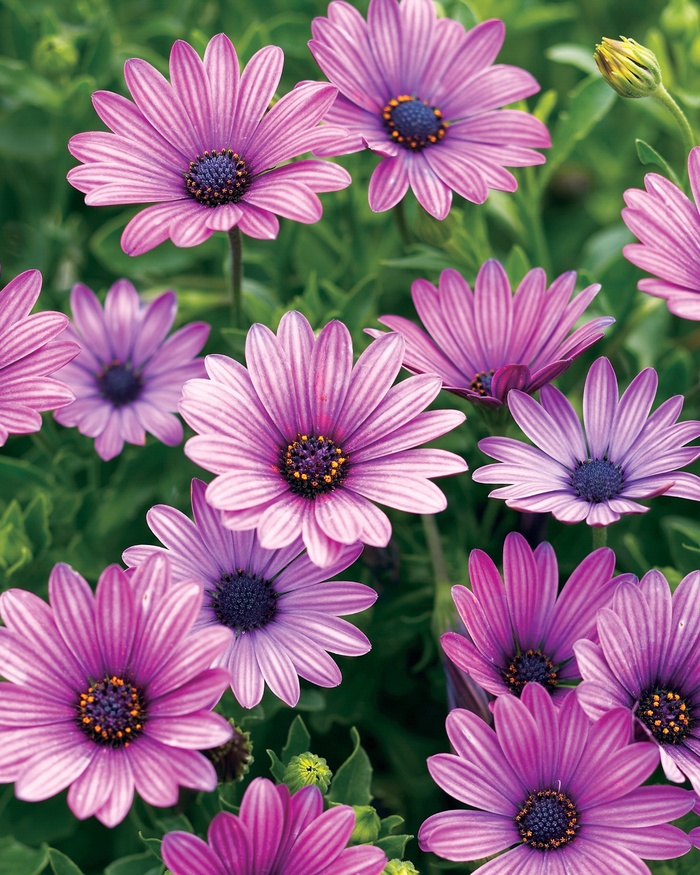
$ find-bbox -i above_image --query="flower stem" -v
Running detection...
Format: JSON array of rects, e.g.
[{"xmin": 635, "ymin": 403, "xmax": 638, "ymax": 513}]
[
  {"xmin": 652, "ymin": 84, "xmax": 696, "ymax": 160},
  {"xmin": 394, "ymin": 199, "xmax": 414, "ymax": 248},
  {"xmin": 591, "ymin": 526, "xmax": 608, "ymax": 550},
  {"xmin": 521, "ymin": 166, "xmax": 551, "ymax": 275},
  {"xmin": 227, "ymin": 226, "xmax": 243, "ymax": 328}
]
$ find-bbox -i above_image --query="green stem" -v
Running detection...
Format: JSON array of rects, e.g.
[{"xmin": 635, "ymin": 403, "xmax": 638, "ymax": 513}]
[
  {"xmin": 522, "ymin": 166, "xmax": 551, "ymax": 274},
  {"xmin": 652, "ymin": 84, "xmax": 696, "ymax": 159},
  {"xmin": 227, "ymin": 226, "xmax": 243, "ymax": 328},
  {"xmin": 591, "ymin": 526, "xmax": 608, "ymax": 550},
  {"xmin": 393, "ymin": 198, "xmax": 413, "ymax": 248},
  {"xmin": 422, "ymin": 514, "xmax": 449, "ymax": 585}
]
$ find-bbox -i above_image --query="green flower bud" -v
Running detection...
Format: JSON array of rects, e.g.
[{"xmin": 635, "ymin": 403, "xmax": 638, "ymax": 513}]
[
  {"xmin": 383, "ymin": 860, "xmax": 419, "ymax": 875},
  {"xmin": 661, "ymin": 0, "xmax": 700, "ymax": 40},
  {"xmin": 349, "ymin": 805, "xmax": 381, "ymax": 844},
  {"xmin": 32, "ymin": 34, "xmax": 79, "ymax": 79},
  {"xmin": 283, "ymin": 752, "xmax": 332, "ymax": 794},
  {"xmin": 203, "ymin": 720, "xmax": 253, "ymax": 783},
  {"xmin": 594, "ymin": 36, "xmax": 662, "ymax": 99}
]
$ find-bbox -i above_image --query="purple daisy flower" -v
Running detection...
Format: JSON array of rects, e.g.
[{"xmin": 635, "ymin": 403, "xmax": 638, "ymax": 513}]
[
  {"xmin": 419, "ymin": 683, "xmax": 693, "ymax": 872},
  {"xmin": 161, "ymin": 776, "xmax": 387, "ymax": 875},
  {"xmin": 0, "ymin": 269, "xmax": 79, "ymax": 444},
  {"xmin": 53, "ymin": 279, "xmax": 209, "ymax": 461},
  {"xmin": 441, "ymin": 532, "xmax": 633, "ymax": 702},
  {"xmin": 179, "ymin": 311, "xmax": 467, "ymax": 568},
  {"xmin": 308, "ymin": 0, "xmax": 550, "ymax": 219},
  {"xmin": 123, "ymin": 478, "xmax": 376, "ymax": 709},
  {"xmin": 576, "ymin": 569, "xmax": 700, "ymax": 796},
  {"xmin": 67, "ymin": 34, "xmax": 350, "ymax": 255},
  {"xmin": 367, "ymin": 260, "xmax": 613, "ymax": 408},
  {"xmin": 473, "ymin": 356, "xmax": 700, "ymax": 526},
  {"xmin": 0, "ymin": 555, "xmax": 233, "ymax": 827},
  {"xmin": 622, "ymin": 147, "xmax": 700, "ymax": 320}
]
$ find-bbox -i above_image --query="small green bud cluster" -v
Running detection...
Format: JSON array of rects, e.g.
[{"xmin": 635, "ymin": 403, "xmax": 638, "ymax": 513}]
[{"xmin": 283, "ymin": 752, "xmax": 333, "ymax": 794}]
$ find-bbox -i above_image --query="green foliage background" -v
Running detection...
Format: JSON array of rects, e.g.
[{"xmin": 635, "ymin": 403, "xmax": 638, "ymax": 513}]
[{"xmin": 1, "ymin": 0, "xmax": 700, "ymax": 871}]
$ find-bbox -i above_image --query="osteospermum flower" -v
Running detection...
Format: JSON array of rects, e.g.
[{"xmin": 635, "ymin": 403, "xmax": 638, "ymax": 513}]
[
  {"xmin": 67, "ymin": 34, "xmax": 350, "ymax": 254},
  {"xmin": 0, "ymin": 555, "xmax": 232, "ymax": 827},
  {"xmin": 419, "ymin": 683, "xmax": 693, "ymax": 872},
  {"xmin": 622, "ymin": 147, "xmax": 700, "ymax": 320},
  {"xmin": 179, "ymin": 311, "xmax": 467, "ymax": 567},
  {"xmin": 123, "ymin": 478, "xmax": 376, "ymax": 708},
  {"xmin": 53, "ymin": 279, "xmax": 209, "ymax": 460},
  {"xmin": 441, "ymin": 532, "xmax": 633, "ymax": 701},
  {"xmin": 576, "ymin": 569, "xmax": 700, "ymax": 795},
  {"xmin": 368, "ymin": 261, "xmax": 613, "ymax": 407},
  {"xmin": 308, "ymin": 0, "xmax": 550, "ymax": 219},
  {"xmin": 0, "ymin": 269, "xmax": 79, "ymax": 444},
  {"xmin": 473, "ymin": 356, "xmax": 700, "ymax": 525},
  {"xmin": 161, "ymin": 777, "xmax": 387, "ymax": 874}
]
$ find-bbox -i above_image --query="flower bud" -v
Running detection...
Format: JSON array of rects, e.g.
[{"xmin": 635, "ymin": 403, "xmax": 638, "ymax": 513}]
[
  {"xmin": 283, "ymin": 752, "xmax": 332, "ymax": 794},
  {"xmin": 383, "ymin": 860, "xmax": 419, "ymax": 875},
  {"xmin": 32, "ymin": 34, "xmax": 79, "ymax": 79},
  {"xmin": 594, "ymin": 36, "xmax": 662, "ymax": 98},
  {"xmin": 202, "ymin": 720, "xmax": 253, "ymax": 783},
  {"xmin": 661, "ymin": 0, "xmax": 700, "ymax": 40},
  {"xmin": 349, "ymin": 805, "xmax": 381, "ymax": 844}
]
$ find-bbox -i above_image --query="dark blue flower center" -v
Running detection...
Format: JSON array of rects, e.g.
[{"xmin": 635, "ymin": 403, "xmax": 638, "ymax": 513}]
[
  {"xmin": 211, "ymin": 571, "xmax": 277, "ymax": 633},
  {"xmin": 636, "ymin": 687, "xmax": 693, "ymax": 744},
  {"xmin": 77, "ymin": 676, "xmax": 146, "ymax": 748},
  {"xmin": 281, "ymin": 434, "xmax": 348, "ymax": 499},
  {"xmin": 503, "ymin": 649, "xmax": 557, "ymax": 697},
  {"xmin": 96, "ymin": 363, "xmax": 143, "ymax": 407},
  {"xmin": 571, "ymin": 458, "xmax": 624, "ymax": 502},
  {"xmin": 516, "ymin": 789, "xmax": 579, "ymax": 850},
  {"xmin": 470, "ymin": 370, "xmax": 494, "ymax": 396},
  {"xmin": 185, "ymin": 149, "xmax": 250, "ymax": 207},
  {"xmin": 382, "ymin": 95, "xmax": 446, "ymax": 150}
]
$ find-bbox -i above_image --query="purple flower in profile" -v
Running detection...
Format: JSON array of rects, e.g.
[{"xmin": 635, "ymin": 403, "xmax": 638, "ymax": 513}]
[
  {"xmin": 419, "ymin": 683, "xmax": 693, "ymax": 872},
  {"xmin": 161, "ymin": 777, "xmax": 387, "ymax": 875},
  {"xmin": 622, "ymin": 147, "xmax": 700, "ymax": 320},
  {"xmin": 367, "ymin": 261, "xmax": 613, "ymax": 408},
  {"xmin": 0, "ymin": 269, "xmax": 79, "ymax": 444},
  {"xmin": 0, "ymin": 555, "xmax": 232, "ymax": 827},
  {"xmin": 67, "ymin": 34, "xmax": 350, "ymax": 255},
  {"xmin": 473, "ymin": 356, "xmax": 700, "ymax": 526},
  {"xmin": 442, "ymin": 532, "xmax": 632, "ymax": 702},
  {"xmin": 53, "ymin": 279, "xmax": 209, "ymax": 461},
  {"xmin": 308, "ymin": 0, "xmax": 550, "ymax": 219},
  {"xmin": 179, "ymin": 311, "xmax": 467, "ymax": 568},
  {"xmin": 123, "ymin": 478, "xmax": 376, "ymax": 709},
  {"xmin": 576, "ymin": 569, "xmax": 700, "ymax": 796}
]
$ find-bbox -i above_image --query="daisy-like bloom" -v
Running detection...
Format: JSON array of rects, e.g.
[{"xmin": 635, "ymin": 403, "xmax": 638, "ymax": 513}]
[
  {"xmin": 576, "ymin": 569, "xmax": 700, "ymax": 796},
  {"xmin": 308, "ymin": 0, "xmax": 550, "ymax": 219},
  {"xmin": 441, "ymin": 532, "xmax": 633, "ymax": 702},
  {"xmin": 162, "ymin": 777, "xmax": 387, "ymax": 874},
  {"xmin": 473, "ymin": 356, "xmax": 700, "ymax": 526},
  {"xmin": 367, "ymin": 261, "xmax": 613, "ymax": 408},
  {"xmin": 53, "ymin": 279, "xmax": 209, "ymax": 461},
  {"xmin": 622, "ymin": 147, "xmax": 700, "ymax": 320},
  {"xmin": 0, "ymin": 555, "xmax": 233, "ymax": 827},
  {"xmin": 418, "ymin": 683, "xmax": 693, "ymax": 872},
  {"xmin": 67, "ymin": 34, "xmax": 350, "ymax": 255},
  {"xmin": 0, "ymin": 269, "xmax": 79, "ymax": 445},
  {"xmin": 179, "ymin": 311, "xmax": 467, "ymax": 568},
  {"xmin": 123, "ymin": 478, "xmax": 376, "ymax": 708}
]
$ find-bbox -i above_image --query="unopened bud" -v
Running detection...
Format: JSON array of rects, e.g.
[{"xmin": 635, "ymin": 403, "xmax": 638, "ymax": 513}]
[
  {"xmin": 32, "ymin": 34, "xmax": 79, "ymax": 79},
  {"xmin": 202, "ymin": 720, "xmax": 253, "ymax": 783},
  {"xmin": 383, "ymin": 861, "xmax": 419, "ymax": 875},
  {"xmin": 661, "ymin": 0, "xmax": 700, "ymax": 40},
  {"xmin": 594, "ymin": 36, "xmax": 662, "ymax": 98},
  {"xmin": 349, "ymin": 805, "xmax": 381, "ymax": 844},
  {"xmin": 283, "ymin": 752, "xmax": 332, "ymax": 794}
]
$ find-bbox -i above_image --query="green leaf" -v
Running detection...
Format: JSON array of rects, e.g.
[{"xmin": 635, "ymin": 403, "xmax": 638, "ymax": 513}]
[
  {"xmin": 48, "ymin": 849, "xmax": 84, "ymax": 875},
  {"xmin": 539, "ymin": 77, "xmax": 616, "ymax": 190},
  {"xmin": 0, "ymin": 457, "xmax": 52, "ymax": 495},
  {"xmin": 105, "ymin": 852, "xmax": 161, "ymax": 875},
  {"xmin": 0, "ymin": 837, "xmax": 48, "ymax": 875},
  {"xmin": 505, "ymin": 246, "xmax": 531, "ymax": 287},
  {"xmin": 267, "ymin": 749, "xmax": 287, "ymax": 783},
  {"xmin": 545, "ymin": 43, "xmax": 598, "ymax": 75},
  {"xmin": 375, "ymin": 833, "xmax": 413, "ymax": 858},
  {"xmin": 327, "ymin": 727, "xmax": 372, "ymax": 807},
  {"xmin": 635, "ymin": 139, "xmax": 682, "ymax": 186},
  {"xmin": 378, "ymin": 814, "xmax": 405, "ymax": 838},
  {"xmin": 280, "ymin": 715, "xmax": 311, "ymax": 763}
]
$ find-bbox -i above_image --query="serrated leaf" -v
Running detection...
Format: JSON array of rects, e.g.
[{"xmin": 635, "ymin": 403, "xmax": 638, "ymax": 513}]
[
  {"xmin": 327, "ymin": 727, "xmax": 372, "ymax": 807},
  {"xmin": 635, "ymin": 139, "xmax": 682, "ymax": 185},
  {"xmin": 539, "ymin": 76, "xmax": 616, "ymax": 190},
  {"xmin": 280, "ymin": 715, "xmax": 311, "ymax": 763},
  {"xmin": 48, "ymin": 849, "xmax": 84, "ymax": 875}
]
